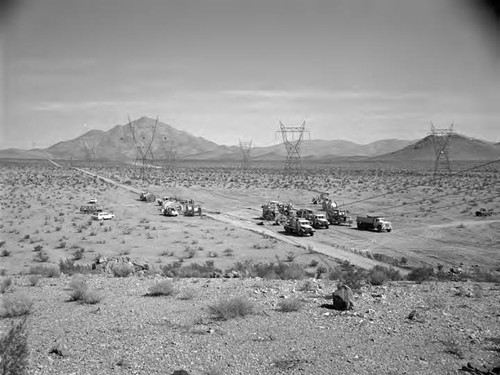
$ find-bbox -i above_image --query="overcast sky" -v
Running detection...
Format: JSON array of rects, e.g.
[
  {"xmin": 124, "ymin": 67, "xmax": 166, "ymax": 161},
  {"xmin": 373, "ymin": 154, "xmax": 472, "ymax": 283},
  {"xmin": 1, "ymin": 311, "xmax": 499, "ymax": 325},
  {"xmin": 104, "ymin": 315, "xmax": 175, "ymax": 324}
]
[{"xmin": 1, "ymin": 0, "xmax": 499, "ymax": 149}]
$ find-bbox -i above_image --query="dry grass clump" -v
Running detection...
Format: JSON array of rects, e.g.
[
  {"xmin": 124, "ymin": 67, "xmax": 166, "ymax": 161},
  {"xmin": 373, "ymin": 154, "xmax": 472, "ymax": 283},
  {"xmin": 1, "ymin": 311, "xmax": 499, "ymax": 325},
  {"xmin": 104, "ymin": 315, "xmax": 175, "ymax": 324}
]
[
  {"xmin": 177, "ymin": 287, "xmax": 197, "ymax": 300},
  {"xmin": 1, "ymin": 293, "xmax": 33, "ymax": 317},
  {"xmin": 209, "ymin": 296, "xmax": 254, "ymax": 320},
  {"xmin": 67, "ymin": 278, "xmax": 102, "ymax": 304},
  {"xmin": 27, "ymin": 275, "xmax": 39, "ymax": 286},
  {"xmin": 0, "ymin": 317, "xmax": 29, "ymax": 375},
  {"xmin": 368, "ymin": 265, "xmax": 402, "ymax": 285},
  {"xmin": 277, "ymin": 298, "xmax": 302, "ymax": 312},
  {"xmin": 29, "ymin": 264, "xmax": 60, "ymax": 278},
  {"xmin": 147, "ymin": 280, "xmax": 177, "ymax": 297},
  {"xmin": 0, "ymin": 277, "xmax": 13, "ymax": 293}
]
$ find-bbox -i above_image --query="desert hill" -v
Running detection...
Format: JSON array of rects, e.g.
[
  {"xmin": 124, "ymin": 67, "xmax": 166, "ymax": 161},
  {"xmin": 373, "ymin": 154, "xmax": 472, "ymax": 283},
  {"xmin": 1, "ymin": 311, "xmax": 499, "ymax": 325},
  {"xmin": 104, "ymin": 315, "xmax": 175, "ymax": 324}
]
[
  {"xmin": 373, "ymin": 133, "xmax": 500, "ymax": 162},
  {"xmin": 0, "ymin": 117, "xmax": 498, "ymax": 162}
]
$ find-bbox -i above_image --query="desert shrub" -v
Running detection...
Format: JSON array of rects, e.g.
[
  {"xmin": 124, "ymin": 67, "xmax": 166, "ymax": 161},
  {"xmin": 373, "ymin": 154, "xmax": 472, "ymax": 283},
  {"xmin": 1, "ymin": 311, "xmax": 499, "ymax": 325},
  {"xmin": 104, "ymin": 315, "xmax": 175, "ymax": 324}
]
[
  {"xmin": 309, "ymin": 260, "xmax": 319, "ymax": 267},
  {"xmin": 298, "ymin": 279, "xmax": 317, "ymax": 292},
  {"xmin": 473, "ymin": 271, "xmax": 500, "ymax": 283},
  {"xmin": 1, "ymin": 294, "xmax": 33, "ymax": 317},
  {"xmin": 111, "ymin": 263, "xmax": 134, "ymax": 278},
  {"xmin": 58, "ymin": 259, "xmax": 92, "ymax": 275},
  {"xmin": 161, "ymin": 261, "xmax": 221, "ymax": 278},
  {"xmin": 241, "ymin": 262, "xmax": 306, "ymax": 280},
  {"xmin": 209, "ymin": 296, "xmax": 254, "ymax": 320},
  {"xmin": 0, "ymin": 277, "xmax": 13, "ymax": 293},
  {"xmin": 368, "ymin": 265, "xmax": 402, "ymax": 285},
  {"xmin": 28, "ymin": 264, "xmax": 60, "ymax": 278},
  {"xmin": 0, "ymin": 317, "xmax": 29, "ymax": 375},
  {"xmin": 33, "ymin": 250, "xmax": 49, "ymax": 263},
  {"xmin": 178, "ymin": 288, "xmax": 197, "ymax": 300},
  {"xmin": 147, "ymin": 280, "xmax": 177, "ymax": 296},
  {"xmin": 1, "ymin": 248, "xmax": 11, "ymax": 257},
  {"xmin": 27, "ymin": 275, "xmax": 39, "ymax": 286},
  {"xmin": 326, "ymin": 263, "xmax": 367, "ymax": 290},
  {"xmin": 286, "ymin": 252, "xmax": 296, "ymax": 262},
  {"xmin": 72, "ymin": 248, "xmax": 84, "ymax": 260},
  {"xmin": 68, "ymin": 278, "xmax": 101, "ymax": 304},
  {"xmin": 407, "ymin": 267, "xmax": 434, "ymax": 283},
  {"xmin": 33, "ymin": 244, "xmax": 43, "ymax": 252},
  {"xmin": 277, "ymin": 298, "xmax": 302, "ymax": 312}
]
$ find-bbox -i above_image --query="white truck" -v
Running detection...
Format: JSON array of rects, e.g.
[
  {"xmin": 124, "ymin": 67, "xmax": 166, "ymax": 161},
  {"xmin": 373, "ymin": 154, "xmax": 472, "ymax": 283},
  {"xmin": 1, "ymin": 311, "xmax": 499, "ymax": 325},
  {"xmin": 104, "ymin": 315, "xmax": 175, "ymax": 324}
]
[
  {"xmin": 356, "ymin": 216, "xmax": 392, "ymax": 232},
  {"xmin": 284, "ymin": 218, "xmax": 315, "ymax": 236}
]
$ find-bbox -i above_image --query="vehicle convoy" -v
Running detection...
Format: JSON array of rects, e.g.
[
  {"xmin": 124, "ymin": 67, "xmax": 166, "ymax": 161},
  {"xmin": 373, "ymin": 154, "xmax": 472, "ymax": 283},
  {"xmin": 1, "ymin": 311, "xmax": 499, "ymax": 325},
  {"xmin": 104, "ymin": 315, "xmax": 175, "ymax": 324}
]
[
  {"xmin": 356, "ymin": 215, "xmax": 392, "ymax": 232},
  {"xmin": 475, "ymin": 208, "xmax": 493, "ymax": 217},
  {"xmin": 327, "ymin": 209, "xmax": 353, "ymax": 226},
  {"xmin": 310, "ymin": 213, "xmax": 329, "ymax": 229},
  {"xmin": 284, "ymin": 217, "xmax": 315, "ymax": 236}
]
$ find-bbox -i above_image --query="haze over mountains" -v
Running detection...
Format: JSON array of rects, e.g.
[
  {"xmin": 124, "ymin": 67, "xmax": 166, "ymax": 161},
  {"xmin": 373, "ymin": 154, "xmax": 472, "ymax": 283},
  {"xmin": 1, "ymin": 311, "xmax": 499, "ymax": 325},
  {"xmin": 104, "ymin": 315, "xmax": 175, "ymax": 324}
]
[{"xmin": 0, "ymin": 116, "xmax": 499, "ymax": 162}]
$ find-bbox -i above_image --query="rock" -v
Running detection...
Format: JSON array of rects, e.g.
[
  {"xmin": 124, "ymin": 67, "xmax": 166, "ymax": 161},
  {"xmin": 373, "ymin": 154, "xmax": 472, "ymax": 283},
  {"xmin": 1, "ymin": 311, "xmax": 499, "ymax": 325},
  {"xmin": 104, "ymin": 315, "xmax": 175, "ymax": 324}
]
[{"xmin": 332, "ymin": 284, "xmax": 353, "ymax": 310}]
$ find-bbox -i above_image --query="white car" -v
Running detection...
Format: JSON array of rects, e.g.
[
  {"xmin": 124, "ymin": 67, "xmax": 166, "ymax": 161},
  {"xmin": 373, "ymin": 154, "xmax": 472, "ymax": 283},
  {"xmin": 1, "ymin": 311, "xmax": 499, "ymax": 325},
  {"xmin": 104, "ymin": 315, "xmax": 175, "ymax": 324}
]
[
  {"xmin": 88, "ymin": 198, "xmax": 98, "ymax": 204},
  {"xmin": 91, "ymin": 211, "xmax": 115, "ymax": 220}
]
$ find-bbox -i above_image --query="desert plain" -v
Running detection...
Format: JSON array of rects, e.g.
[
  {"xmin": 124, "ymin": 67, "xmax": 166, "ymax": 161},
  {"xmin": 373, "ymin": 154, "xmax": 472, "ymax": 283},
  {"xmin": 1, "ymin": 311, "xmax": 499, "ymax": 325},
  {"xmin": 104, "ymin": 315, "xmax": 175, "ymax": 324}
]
[{"xmin": 0, "ymin": 158, "xmax": 499, "ymax": 375}]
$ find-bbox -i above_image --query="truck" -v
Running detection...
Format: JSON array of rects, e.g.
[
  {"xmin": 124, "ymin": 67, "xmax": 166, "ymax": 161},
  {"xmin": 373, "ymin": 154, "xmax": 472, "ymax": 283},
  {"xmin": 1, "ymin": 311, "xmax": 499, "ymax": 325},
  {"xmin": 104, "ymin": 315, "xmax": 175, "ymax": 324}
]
[
  {"xmin": 475, "ymin": 208, "xmax": 493, "ymax": 217},
  {"xmin": 356, "ymin": 216, "xmax": 392, "ymax": 232},
  {"xmin": 295, "ymin": 208, "xmax": 314, "ymax": 221},
  {"xmin": 310, "ymin": 213, "xmax": 329, "ymax": 229},
  {"xmin": 284, "ymin": 218, "xmax": 315, "ymax": 236},
  {"xmin": 161, "ymin": 206, "xmax": 179, "ymax": 217},
  {"xmin": 327, "ymin": 209, "xmax": 353, "ymax": 226}
]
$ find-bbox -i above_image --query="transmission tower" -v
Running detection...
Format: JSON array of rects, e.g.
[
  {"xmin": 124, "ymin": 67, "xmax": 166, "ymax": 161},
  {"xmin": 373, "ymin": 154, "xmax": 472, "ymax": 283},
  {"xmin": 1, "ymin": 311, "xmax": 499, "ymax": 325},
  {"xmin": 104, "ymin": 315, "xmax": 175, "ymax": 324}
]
[
  {"xmin": 122, "ymin": 116, "xmax": 158, "ymax": 180},
  {"xmin": 429, "ymin": 122, "xmax": 454, "ymax": 177},
  {"xmin": 79, "ymin": 123, "xmax": 96, "ymax": 164},
  {"xmin": 276, "ymin": 121, "xmax": 309, "ymax": 173},
  {"xmin": 239, "ymin": 139, "xmax": 252, "ymax": 170},
  {"xmin": 162, "ymin": 137, "xmax": 177, "ymax": 170},
  {"xmin": 80, "ymin": 136, "xmax": 96, "ymax": 163}
]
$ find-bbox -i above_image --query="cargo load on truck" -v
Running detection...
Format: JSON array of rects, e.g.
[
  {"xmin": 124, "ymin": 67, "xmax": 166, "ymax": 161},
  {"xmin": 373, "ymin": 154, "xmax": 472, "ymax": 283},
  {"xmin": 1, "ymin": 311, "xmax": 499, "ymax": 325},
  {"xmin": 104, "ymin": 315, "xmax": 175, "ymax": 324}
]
[{"xmin": 356, "ymin": 215, "xmax": 392, "ymax": 232}]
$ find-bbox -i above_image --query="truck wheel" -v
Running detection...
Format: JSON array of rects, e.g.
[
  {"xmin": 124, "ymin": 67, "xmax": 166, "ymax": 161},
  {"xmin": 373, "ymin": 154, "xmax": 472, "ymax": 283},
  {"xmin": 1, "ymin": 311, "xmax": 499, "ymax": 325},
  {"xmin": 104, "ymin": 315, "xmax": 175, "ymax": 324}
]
[
  {"xmin": 377, "ymin": 226, "xmax": 382, "ymax": 232},
  {"xmin": 325, "ymin": 225, "xmax": 329, "ymax": 229},
  {"xmin": 310, "ymin": 232, "xmax": 314, "ymax": 236},
  {"xmin": 387, "ymin": 228, "xmax": 392, "ymax": 232}
]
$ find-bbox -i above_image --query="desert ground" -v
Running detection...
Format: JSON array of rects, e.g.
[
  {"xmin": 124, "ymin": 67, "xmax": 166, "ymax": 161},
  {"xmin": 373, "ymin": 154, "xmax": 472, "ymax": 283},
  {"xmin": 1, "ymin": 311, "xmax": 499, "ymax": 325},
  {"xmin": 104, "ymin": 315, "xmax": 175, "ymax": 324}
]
[{"xmin": 1, "ymin": 159, "xmax": 499, "ymax": 374}]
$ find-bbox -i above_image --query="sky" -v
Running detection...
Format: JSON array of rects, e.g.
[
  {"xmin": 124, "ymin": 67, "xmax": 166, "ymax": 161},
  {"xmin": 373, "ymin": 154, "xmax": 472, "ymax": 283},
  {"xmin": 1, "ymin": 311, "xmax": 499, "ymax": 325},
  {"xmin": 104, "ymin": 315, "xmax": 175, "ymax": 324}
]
[{"xmin": 1, "ymin": 0, "xmax": 499, "ymax": 149}]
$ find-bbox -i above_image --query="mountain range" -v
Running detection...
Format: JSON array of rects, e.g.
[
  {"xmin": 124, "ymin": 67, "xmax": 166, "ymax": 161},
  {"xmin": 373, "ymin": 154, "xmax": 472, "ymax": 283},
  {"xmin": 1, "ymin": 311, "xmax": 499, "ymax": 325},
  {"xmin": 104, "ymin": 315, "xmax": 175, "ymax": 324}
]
[{"xmin": 1, "ymin": 116, "xmax": 499, "ymax": 162}]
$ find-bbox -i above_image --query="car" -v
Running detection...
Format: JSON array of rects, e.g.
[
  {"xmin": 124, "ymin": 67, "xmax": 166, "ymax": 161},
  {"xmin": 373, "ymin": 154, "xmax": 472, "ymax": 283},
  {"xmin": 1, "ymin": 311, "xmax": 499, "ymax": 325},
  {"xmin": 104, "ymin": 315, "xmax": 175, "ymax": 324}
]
[
  {"xmin": 91, "ymin": 211, "xmax": 115, "ymax": 220},
  {"xmin": 88, "ymin": 198, "xmax": 98, "ymax": 204}
]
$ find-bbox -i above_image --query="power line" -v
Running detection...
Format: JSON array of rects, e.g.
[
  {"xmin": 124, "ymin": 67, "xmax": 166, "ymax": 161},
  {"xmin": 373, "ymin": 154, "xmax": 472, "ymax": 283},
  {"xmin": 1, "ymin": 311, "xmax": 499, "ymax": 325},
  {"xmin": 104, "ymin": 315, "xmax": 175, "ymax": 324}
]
[
  {"xmin": 383, "ymin": 179, "xmax": 500, "ymax": 212},
  {"xmin": 340, "ymin": 158, "xmax": 500, "ymax": 207}
]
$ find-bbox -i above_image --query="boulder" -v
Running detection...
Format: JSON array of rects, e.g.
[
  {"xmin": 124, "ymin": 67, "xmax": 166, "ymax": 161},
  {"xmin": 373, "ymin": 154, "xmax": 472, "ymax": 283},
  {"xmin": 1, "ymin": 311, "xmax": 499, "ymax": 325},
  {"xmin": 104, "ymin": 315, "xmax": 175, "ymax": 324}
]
[{"xmin": 332, "ymin": 284, "xmax": 354, "ymax": 310}]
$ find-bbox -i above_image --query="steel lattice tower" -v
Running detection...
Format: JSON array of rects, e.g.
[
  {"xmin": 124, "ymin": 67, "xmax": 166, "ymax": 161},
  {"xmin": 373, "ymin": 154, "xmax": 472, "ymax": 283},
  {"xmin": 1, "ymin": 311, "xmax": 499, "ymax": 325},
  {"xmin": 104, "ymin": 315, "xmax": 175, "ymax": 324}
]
[
  {"xmin": 122, "ymin": 116, "xmax": 158, "ymax": 180},
  {"xmin": 429, "ymin": 122, "xmax": 454, "ymax": 177},
  {"xmin": 80, "ymin": 123, "xmax": 96, "ymax": 163},
  {"xmin": 276, "ymin": 121, "xmax": 309, "ymax": 173},
  {"xmin": 162, "ymin": 137, "xmax": 177, "ymax": 170},
  {"xmin": 239, "ymin": 139, "xmax": 252, "ymax": 170}
]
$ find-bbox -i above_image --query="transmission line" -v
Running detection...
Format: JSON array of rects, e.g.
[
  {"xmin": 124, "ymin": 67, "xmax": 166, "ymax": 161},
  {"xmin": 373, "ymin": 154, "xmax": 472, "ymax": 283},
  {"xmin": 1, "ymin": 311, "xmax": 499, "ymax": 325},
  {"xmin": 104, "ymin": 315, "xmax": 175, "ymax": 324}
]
[{"xmin": 340, "ymin": 158, "xmax": 500, "ymax": 207}]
